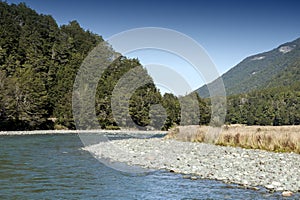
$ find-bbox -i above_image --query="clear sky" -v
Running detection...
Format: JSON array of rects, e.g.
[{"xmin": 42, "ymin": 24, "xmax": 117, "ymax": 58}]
[{"xmin": 6, "ymin": 0, "xmax": 300, "ymax": 92}]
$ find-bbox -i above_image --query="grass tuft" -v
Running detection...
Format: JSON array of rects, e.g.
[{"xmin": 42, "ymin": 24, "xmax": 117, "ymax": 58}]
[{"xmin": 166, "ymin": 125, "xmax": 300, "ymax": 153}]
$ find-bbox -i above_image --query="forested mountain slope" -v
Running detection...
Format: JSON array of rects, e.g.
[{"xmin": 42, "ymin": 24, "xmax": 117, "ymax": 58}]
[
  {"xmin": 0, "ymin": 2, "xmax": 162, "ymax": 130},
  {"xmin": 198, "ymin": 37, "xmax": 300, "ymax": 97}
]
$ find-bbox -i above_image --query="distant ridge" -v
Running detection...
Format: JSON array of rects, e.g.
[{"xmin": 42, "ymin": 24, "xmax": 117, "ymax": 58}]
[{"xmin": 197, "ymin": 37, "xmax": 300, "ymax": 97}]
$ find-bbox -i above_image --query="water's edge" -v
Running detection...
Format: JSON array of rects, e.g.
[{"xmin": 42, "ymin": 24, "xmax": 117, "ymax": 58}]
[{"xmin": 0, "ymin": 129, "xmax": 167, "ymax": 136}]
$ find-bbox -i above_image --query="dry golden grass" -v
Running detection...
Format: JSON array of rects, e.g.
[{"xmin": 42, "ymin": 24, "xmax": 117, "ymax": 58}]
[{"xmin": 166, "ymin": 125, "xmax": 300, "ymax": 153}]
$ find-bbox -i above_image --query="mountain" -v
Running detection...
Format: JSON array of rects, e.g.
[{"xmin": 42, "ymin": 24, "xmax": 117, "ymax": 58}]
[{"xmin": 198, "ymin": 37, "xmax": 300, "ymax": 97}]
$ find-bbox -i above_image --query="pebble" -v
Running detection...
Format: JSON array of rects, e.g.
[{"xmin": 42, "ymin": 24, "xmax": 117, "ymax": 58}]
[
  {"xmin": 271, "ymin": 181, "xmax": 281, "ymax": 187},
  {"xmin": 182, "ymin": 175, "xmax": 190, "ymax": 179},
  {"xmin": 282, "ymin": 191, "xmax": 293, "ymax": 197},
  {"xmin": 265, "ymin": 184, "xmax": 275, "ymax": 190},
  {"xmin": 84, "ymin": 138, "xmax": 300, "ymax": 192}
]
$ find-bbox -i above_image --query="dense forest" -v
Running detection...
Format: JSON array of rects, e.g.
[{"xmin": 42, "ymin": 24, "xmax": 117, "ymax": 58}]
[
  {"xmin": 0, "ymin": 2, "xmax": 102, "ymax": 130},
  {"xmin": 226, "ymin": 82, "xmax": 300, "ymax": 125},
  {"xmin": 0, "ymin": 2, "xmax": 299, "ymax": 131},
  {"xmin": 0, "ymin": 2, "xmax": 166, "ymax": 130}
]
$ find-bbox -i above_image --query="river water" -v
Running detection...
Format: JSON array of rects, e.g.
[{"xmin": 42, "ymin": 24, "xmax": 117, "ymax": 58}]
[{"xmin": 0, "ymin": 134, "xmax": 292, "ymax": 199}]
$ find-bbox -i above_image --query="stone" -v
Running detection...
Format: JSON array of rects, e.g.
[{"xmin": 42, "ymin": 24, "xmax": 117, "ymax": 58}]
[
  {"xmin": 276, "ymin": 187, "xmax": 284, "ymax": 191},
  {"xmin": 242, "ymin": 180, "xmax": 249, "ymax": 185},
  {"xmin": 246, "ymin": 186, "xmax": 260, "ymax": 191},
  {"xmin": 271, "ymin": 181, "xmax": 281, "ymax": 187},
  {"xmin": 182, "ymin": 175, "xmax": 191, "ymax": 179},
  {"xmin": 265, "ymin": 184, "xmax": 275, "ymax": 190},
  {"xmin": 282, "ymin": 191, "xmax": 293, "ymax": 197}
]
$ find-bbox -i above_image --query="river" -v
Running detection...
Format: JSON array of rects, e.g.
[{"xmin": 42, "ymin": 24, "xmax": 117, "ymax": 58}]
[{"xmin": 0, "ymin": 134, "xmax": 291, "ymax": 199}]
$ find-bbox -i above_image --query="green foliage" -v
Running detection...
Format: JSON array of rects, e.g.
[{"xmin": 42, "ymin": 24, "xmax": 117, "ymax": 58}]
[
  {"xmin": 94, "ymin": 56, "xmax": 164, "ymax": 130},
  {"xmin": 0, "ymin": 2, "xmax": 169, "ymax": 130},
  {"xmin": 160, "ymin": 92, "xmax": 210, "ymax": 129},
  {"xmin": 161, "ymin": 93, "xmax": 181, "ymax": 129},
  {"xmin": 0, "ymin": 69, "xmax": 49, "ymax": 130},
  {"xmin": 225, "ymin": 83, "xmax": 300, "ymax": 126}
]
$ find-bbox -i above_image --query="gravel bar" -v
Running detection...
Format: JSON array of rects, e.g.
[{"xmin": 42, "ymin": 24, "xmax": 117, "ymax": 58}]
[{"xmin": 84, "ymin": 138, "xmax": 300, "ymax": 193}]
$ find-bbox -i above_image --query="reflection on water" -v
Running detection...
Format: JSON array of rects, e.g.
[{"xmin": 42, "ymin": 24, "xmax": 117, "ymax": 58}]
[{"xmin": 0, "ymin": 134, "xmax": 296, "ymax": 199}]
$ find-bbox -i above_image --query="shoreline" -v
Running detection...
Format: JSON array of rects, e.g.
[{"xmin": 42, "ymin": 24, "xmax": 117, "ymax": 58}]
[
  {"xmin": 84, "ymin": 138, "xmax": 300, "ymax": 195},
  {"xmin": 0, "ymin": 129, "xmax": 167, "ymax": 136}
]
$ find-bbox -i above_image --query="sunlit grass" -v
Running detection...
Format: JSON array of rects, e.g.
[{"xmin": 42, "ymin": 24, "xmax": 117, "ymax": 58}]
[{"xmin": 166, "ymin": 125, "xmax": 300, "ymax": 153}]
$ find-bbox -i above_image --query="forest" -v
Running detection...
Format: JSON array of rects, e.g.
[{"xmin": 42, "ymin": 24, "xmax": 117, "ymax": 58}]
[{"xmin": 0, "ymin": 2, "xmax": 299, "ymax": 131}]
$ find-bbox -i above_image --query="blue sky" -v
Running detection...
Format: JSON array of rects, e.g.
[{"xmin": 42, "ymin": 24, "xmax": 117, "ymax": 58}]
[{"xmin": 6, "ymin": 0, "xmax": 300, "ymax": 92}]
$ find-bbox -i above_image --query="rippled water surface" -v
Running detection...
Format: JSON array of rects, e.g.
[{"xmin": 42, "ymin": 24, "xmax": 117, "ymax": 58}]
[{"xmin": 0, "ymin": 134, "xmax": 295, "ymax": 199}]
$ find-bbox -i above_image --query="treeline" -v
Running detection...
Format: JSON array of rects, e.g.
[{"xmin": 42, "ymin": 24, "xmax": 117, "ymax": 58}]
[
  {"xmin": 226, "ymin": 82, "xmax": 300, "ymax": 126},
  {"xmin": 163, "ymin": 82, "xmax": 300, "ymax": 128},
  {"xmin": 164, "ymin": 81, "xmax": 300, "ymax": 127}
]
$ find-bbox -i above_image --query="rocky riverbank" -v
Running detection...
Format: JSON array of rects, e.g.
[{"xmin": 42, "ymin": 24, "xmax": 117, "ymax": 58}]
[{"xmin": 84, "ymin": 138, "xmax": 300, "ymax": 194}]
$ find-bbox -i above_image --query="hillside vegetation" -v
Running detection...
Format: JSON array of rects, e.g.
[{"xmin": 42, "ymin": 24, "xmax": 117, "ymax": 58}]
[
  {"xmin": 197, "ymin": 37, "xmax": 300, "ymax": 126},
  {"xmin": 198, "ymin": 37, "xmax": 300, "ymax": 97}
]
